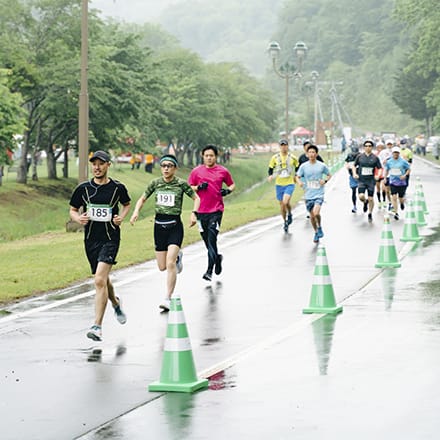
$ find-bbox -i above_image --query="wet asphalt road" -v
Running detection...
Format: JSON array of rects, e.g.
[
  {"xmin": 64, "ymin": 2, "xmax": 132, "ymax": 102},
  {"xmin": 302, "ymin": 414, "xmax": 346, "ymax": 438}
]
[{"xmin": 1, "ymin": 157, "xmax": 439, "ymax": 440}]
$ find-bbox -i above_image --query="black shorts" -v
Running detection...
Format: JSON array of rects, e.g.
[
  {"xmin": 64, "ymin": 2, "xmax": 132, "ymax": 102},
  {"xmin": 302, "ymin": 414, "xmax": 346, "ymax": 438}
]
[
  {"xmin": 85, "ymin": 240, "xmax": 120, "ymax": 274},
  {"xmin": 358, "ymin": 181, "xmax": 376, "ymax": 197},
  {"xmin": 390, "ymin": 185, "xmax": 407, "ymax": 198},
  {"xmin": 154, "ymin": 218, "xmax": 184, "ymax": 251}
]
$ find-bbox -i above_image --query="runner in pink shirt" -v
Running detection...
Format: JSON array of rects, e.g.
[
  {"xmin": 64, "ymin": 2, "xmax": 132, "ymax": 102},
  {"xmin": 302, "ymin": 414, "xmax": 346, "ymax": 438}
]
[{"xmin": 188, "ymin": 145, "xmax": 235, "ymax": 281}]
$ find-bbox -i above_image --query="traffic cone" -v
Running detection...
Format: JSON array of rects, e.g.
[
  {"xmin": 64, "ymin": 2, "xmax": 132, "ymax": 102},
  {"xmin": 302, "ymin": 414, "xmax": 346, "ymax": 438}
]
[
  {"xmin": 414, "ymin": 190, "xmax": 427, "ymax": 226},
  {"xmin": 400, "ymin": 199, "xmax": 422, "ymax": 243},
  {"xmin": 375, "ymin": 214, "xmax": 401, "ymax": 268},
  {"xmin": 149, "ymin": 295, "xmax": 208, "ymax": 393},
  {"xmin": 415, "ymin": 177, "xmax": 428, "ymax": 214},
  {"xmin": 303, "ymin": 244, "xmax": 343, "ymax": 315}
]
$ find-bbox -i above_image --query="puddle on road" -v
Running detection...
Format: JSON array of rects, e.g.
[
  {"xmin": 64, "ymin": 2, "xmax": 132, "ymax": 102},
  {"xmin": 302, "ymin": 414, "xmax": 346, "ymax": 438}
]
[{"xmin": 422, "ymin": 224, "xmax": 440, "ymax": 247}]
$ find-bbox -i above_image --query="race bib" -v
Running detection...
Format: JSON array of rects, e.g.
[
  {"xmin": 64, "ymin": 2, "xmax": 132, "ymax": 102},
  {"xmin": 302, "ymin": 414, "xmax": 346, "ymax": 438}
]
[
  {"xmin": 307, "ymin": 180, "xmax": 320, "ymax": 189},
  {"xmin": 361, "ymin": 167, "xmax": 373, "ymax": 176},
  {"xmin": 157, "ymin": 192, "xmax": 176, "ymax": 207},
  {"xmin": 87, "ymin": 204, "xmax": 112, "ymax": 222},
  {"xmin": 390, "ymin": 168, "xmax": 401, "ymax": 176},
  {"xmin": 279, "ymin": 169, "xmax": 290, "ymax": 178}
]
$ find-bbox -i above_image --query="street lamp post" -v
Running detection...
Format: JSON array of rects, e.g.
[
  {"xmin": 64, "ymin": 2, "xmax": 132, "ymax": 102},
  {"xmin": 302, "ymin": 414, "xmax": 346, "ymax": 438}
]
[
  {"xmin": 268, "ymin": 40, "xmax": 308, "ymax": 140},
  {"xmin": 78, "ymin": 0, "xmax": 89, "ymax": 183},
  {"xmin": 311, "ymin": 70, "xmax": 320, "ymax": 143}
]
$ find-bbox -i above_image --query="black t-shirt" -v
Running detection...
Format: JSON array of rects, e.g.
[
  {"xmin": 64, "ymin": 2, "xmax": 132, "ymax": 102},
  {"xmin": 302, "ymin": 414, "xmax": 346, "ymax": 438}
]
[
  {"xmin": 353, "ymin": 153, "xmax": 382, "ymax": 182},
  {"xmin": 70, "ymin": 178, "xmax": 131, "ymax": 241}
]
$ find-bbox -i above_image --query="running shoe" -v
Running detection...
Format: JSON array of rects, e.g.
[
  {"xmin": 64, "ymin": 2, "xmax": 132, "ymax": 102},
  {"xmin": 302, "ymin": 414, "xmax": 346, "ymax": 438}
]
[
  {"xmin": 214, "ymin": 254, "xmax": 223, "ymax": 275},
  {"xmin": 351, "ymin": 206, "xmax": 357, "ymax": 213},
  {"xmin": 313, "ymin": 232, "xmax": 319, "ymax": 243},
  {"xmin": 283, "ymin": 220, "xmax": 289, "ymax": 233},
  {"xmin": 394, "ymin": 212, "xmax": 399, "ymax": 220},
  {"xmin": 368, "ymin": 213, "xmax": 373, "ymax": 223},
  {"xmin": 159, "ymin": 298, "xmax": 170, "ymax": 312},
  {"xmin": 87, "ymin": 325, "xmax": 102, "ymax": 341},
  {"xmin": 287, "ymin": 212, "xmax": 293, "ymax": 225},
  {"xmin": 113, "ymin": 296, "xmax": 127, "ymax": 324},
  {"xmin": 363, "ymin": 200, "xmax": 368, "ymax": 213},
  {"xmin": 400, "ymin": 202, "xmax": 405, "ymax": 210},
  {"xmin": 176, "ymin": 250, "xmax": 183, "ymax": 274},
  {"xmin": 202, "ymin": 272, "xmax": 212, "ymax": 281},
  {"xmin": 316, "ymin": 227, "xmax": 324, "ymax": 238},
  {"xmin": 388, "ymin": 203, "xmax": 393, "ymax": 211}
]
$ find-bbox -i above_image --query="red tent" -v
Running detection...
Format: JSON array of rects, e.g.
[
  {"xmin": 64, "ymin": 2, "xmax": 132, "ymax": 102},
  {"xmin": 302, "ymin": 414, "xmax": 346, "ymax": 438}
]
[{"xmin": 291, "ymin": 126, "xmax": 313, "ymax": 136}]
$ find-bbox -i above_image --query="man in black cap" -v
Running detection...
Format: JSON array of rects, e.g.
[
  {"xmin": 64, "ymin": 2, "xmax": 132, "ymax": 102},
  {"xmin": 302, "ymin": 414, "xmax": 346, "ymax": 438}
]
[{"xmin": 69, "ymin": 150, "xmax": 131, "ymax": 341}]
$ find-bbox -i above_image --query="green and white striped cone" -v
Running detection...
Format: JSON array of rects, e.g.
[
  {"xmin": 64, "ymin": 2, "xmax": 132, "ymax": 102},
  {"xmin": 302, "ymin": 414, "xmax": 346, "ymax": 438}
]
[
  {"xmin": 400, "ymin": 199, "xmax": 422, "ymax": 243},
  {"xmin": 149, "ymin": 295, "xmax": 208, "ymax": 393},
  {"xmin": 415, "ymin": 177, "xmax": 429, "ymax": 214},
  {"xmin": 414, "ymin": 190, "xmax": 427, "ymax": 226},
  {"xmin": 375, "ymin": 214, "xmax": 401, "ymax": 268},
  {"xmin": 303, "ymin": 244, "xmax": 343, "ymax": 315}
]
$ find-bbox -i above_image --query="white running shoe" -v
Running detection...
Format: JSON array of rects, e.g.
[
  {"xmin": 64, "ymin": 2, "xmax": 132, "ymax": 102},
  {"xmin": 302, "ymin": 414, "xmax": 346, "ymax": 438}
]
[
  {"xmin": 87, "ymin": 325, "xmax": 102, "ymax": 341},
  {"xmin": 113, "ymin": 296, "xmax": 127, "ymax": 324}
]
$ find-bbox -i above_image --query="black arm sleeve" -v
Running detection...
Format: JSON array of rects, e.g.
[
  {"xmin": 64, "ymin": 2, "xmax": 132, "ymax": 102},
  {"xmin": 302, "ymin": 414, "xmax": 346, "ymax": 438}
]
[{"xmin": 268, "ymin": 167, "xmax": 274, "ymax": 176}]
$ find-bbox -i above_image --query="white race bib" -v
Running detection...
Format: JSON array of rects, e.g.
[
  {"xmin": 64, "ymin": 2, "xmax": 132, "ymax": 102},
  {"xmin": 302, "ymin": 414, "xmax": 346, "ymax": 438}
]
[
  {"xmin": 279, "ymin": 169, "xmax": 290, "ymax": 178},
  {"xmin": 390, "ymin": 168, "xmax": 401, "ymax": 176},
  {"xmin": 307, "ymin": 180, "xmax": 320, "ymax": 189},
  {"xmin": 87, "ymin": 204, "xmax": 112, "ymax": 222},
  {"xmin": 157, "ymin": 192, "xmax": 176, "ymax": 207},
  {"xmin": 361, "ymin": 167, "xmax": 373, "ymax": 176}
]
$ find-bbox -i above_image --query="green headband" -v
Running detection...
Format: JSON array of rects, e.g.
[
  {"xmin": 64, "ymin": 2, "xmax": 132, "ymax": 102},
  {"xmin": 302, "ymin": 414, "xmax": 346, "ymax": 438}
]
[{"xmin": 159, "ymin": 155, "xmax": 178, "ymax": 167}]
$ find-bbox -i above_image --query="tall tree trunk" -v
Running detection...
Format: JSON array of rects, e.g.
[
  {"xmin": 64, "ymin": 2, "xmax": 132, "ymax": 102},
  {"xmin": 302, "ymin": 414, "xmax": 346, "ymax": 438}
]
[
  {"xmin": 16, "ymin": 129, "xmax": 30, "ymax": 184},
  {"xmin": 46, "ymin": 144, "xmax": 57, "ymax": 179},
  {"xmin": 62, "ymin": 141, "xmax": 69, "ymax": 178}
]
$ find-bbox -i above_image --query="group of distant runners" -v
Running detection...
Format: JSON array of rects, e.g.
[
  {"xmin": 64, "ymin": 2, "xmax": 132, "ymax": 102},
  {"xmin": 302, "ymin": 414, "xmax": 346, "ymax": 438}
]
[{"xmin": 344, "ymin": 138, "xmax": 411, "ymax": 221}]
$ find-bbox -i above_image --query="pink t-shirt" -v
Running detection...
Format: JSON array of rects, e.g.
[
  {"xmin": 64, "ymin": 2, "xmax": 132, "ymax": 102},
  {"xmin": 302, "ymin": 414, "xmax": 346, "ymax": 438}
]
[{"xmin": 188, "ymin": 164, "xmax": 234, "ymax": 213}]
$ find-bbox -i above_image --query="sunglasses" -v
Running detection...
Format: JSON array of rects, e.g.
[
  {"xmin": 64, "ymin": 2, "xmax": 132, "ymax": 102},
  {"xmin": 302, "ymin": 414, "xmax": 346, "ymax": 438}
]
[{"xmin": 160, "ymin": 163, "xmax": 175, "ymax": 168}]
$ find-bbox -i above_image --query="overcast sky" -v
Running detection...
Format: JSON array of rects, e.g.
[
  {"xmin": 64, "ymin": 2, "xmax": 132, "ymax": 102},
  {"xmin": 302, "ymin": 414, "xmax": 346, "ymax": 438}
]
[{"xmin": 90, "ymin": 0, "xmax": 181, "ymax": 23}]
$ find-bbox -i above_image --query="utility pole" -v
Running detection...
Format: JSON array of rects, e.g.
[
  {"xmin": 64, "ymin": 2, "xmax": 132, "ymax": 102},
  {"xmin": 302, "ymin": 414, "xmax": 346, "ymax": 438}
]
[{"xmin": 78, "ymin": 0, "xmax": 89, "ymax": 183}]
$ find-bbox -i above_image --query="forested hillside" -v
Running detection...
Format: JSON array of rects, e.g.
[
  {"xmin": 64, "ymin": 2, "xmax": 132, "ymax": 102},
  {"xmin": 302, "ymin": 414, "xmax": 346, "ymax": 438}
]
[{"xmin": 157, "ymin": 0, "xmax": 423, "ymax": 135}]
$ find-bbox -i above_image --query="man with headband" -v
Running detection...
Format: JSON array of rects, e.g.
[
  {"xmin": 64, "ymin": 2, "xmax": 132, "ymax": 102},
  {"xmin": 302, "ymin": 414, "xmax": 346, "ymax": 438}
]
[{"xmin": 130, "ymin": 154, "xmax": 200, "ymax": 312}]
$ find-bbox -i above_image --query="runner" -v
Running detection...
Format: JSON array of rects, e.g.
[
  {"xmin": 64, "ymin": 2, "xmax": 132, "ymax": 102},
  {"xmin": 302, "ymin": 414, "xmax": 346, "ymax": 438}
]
[
  {"xmin": 69, "ymin": 150, "xmax": 131, "ymax": 341},
  {"xmin": 296, "ymin": 144, "xmax": 331, "ymax": 243},
  {"xmin": 380, "ymin": 139, "xmax": 394, "ymax": 211},
  {"xmin": 130, "ymin": 154, "xmax": 200, "ymax": 312},
  {"xmin": 374, "ymin": 141, "xmax": 387, "ymax": 209},
  {"xmin": 267, "ymin": 139, "xmax": 299, "ymax": 232},
  {"xmin": 352, "ymin": 139, "xmax": 382, "ymax": 222},
  {"xmin": 383, "ymin": 146, "xmax": 411, "ymax": 220},
  {"xmin": 344, "ymin": 144, "xmax": 360, "ymax": 213},
  {"xmin": 188, "ymin": 144, "xmax": 235, "ymax": 281}
]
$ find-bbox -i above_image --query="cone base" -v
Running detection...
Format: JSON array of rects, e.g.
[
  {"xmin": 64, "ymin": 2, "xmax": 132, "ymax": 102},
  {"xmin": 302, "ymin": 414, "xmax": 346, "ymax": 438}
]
[
  {"xmin": 400, "ymin": 237, "xmax": 422, "ymax": 242},
  {"xmin": 149, "ymin": 377, "xmax": 208, "ymax": 393},
  {"xmin": 303, "ymin": 305, "xmax": 343, "ymax": 315},
  {"xmin": 375, "ymin": 261, "xmax": 401, "ymax": 268}
]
